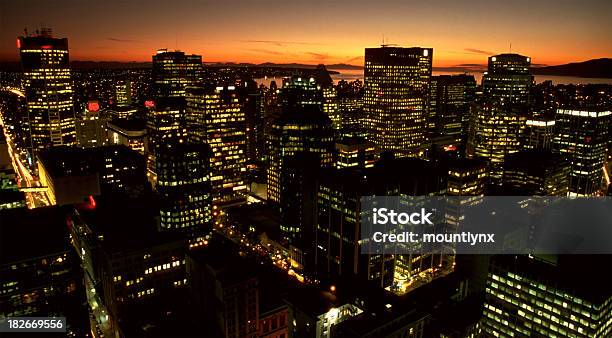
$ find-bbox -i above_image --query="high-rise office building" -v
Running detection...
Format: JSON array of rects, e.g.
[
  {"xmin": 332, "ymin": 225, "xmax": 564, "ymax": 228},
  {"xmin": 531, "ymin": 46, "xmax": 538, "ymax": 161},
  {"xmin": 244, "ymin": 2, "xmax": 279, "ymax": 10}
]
[
  {"xmin": 267, "ymin": 107, "xmax": 335, "ymax": 204},
  {"xmin": 483, "ymin": 255, "xmax": 612, "ymax": 337},
  {"xmin": 68, "ymin": 195, "xmax": 189, "ymax": 337},
  {"xmin": 503, "ymin": 150, "xmax": 570, "ymax": 196},
  {"xmin": 147, "ymin": 50, "xmax": 201, "ymax": 178},
  {"xmin": 152, "ymin": 49, "xmax": 202, "ymax": 98},
  {"xmin": 76, "ymin": 100, "xmax": 109, "ymax": 148},
  {"xmin": 187, "ymin": 243, "xmax": 260, "ymax": 338},
  {"xmin": 186, "ymin": 86, "xmax": 247, "ymax": 207},
  {"xmin": 428, "ymin": 74, "xmax": 476, "ymax": 152},
  {"xmin": 363, "ymin": 46, "xmax": 433, "ymax": 157},
  {"xmin": 115, "ymin": 80, "xmax": 132, "ymax": 106},
  {"xmin": 106, "ymin": 119, "xmax": 147, "ymax": 154},
  {"xmin": 236, "ymin": 79, "xmax": 265, "ymax": 164},
  {"xmin": 482, "ymin": 53, "xmax": 533, "ymax": 107},
  {"xmin": 316, "ymin": 158, "xmax": 447, "ymax": 291},
  {"xmin": 446, "ymin": 158, "xmax": 488, "ymax": 197},
  {"xmin": 334, "ymin": 136, "xmax": 378, "ymax": 169},
  {"xmin": 468, "ymin": 99, "xmax": 523, "ymax": 184},
  {"xmin": 279, "ymin": 75, "xmax": 322, "ymax": 111},
  {"xmin": 18, "ymin": 29, "xmax": 76, "ymax": 154},
  {"xmin": 1, "ymin": 207, "xmax": 90, "ymax": 336},
  {"xmin": 523, "ymin": 116, "xmax": 555, "ymax": 150},
  {"xmin": 314, "ymin": 64, "xmax": 341, "ymax": 130},
  {"xmin": 553, "ymin": 108, "xmax": 610, "ymax": 196},
  {"xmin": 155, "ymin": 142, "xmax": 212, "ymax": 235},
  {"xmin": 279, "ymin": 152, "xmax": 320, "ymax": 244},
  {"xmin": 337, "ymin": 79, "xmax": 365, "ymax": 138},
  {"xmin": 37, "ymin": 145, "xmax": 149, "ymax": 205},
  {"xmin": 145, "ymin": 96, "xmax": 188, "ymax": 179}
]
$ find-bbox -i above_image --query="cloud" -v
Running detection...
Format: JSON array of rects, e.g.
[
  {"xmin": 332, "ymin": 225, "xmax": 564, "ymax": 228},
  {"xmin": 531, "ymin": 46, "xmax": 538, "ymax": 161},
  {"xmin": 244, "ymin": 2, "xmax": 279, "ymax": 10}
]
[
  {"xmin": 240, "ymin": 39, "xmax": 320, "ymax": 47},
  {"xmin": 245, "ymin": 48, "xmax": 284, "ymax": 55},
  {"xmin": 345, "ymin": 56, "xmax": 362, "ymax": 62},
  {"xmin": 464, "ymin": 48, "xmax": 495, "ymax": 55},
  {"xmin": 456, "ymin": 63, "xmax": 486, "ymax": 67},
  {"xmin": 107, "ymin": 37, "xmax": 141, "ymax": 43},
  {"xmin": 306, "ymin": 52, "xmax": 329, "ymax": 60}
]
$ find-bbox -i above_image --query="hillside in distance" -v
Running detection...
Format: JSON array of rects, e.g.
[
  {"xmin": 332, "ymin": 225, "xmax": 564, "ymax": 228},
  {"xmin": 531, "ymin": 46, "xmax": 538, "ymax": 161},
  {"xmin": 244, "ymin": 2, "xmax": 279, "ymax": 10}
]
[{"xmin": 531, "ymin": 58, "xmax": 612, "ymax": 78}]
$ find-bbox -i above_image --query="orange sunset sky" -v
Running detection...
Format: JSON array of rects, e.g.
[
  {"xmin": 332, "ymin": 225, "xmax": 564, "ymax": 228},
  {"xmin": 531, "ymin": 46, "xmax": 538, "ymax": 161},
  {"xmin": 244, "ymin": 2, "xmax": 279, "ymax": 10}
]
[{"xmin": 1, "ymin": 0, "xmax": 610, "ymax": 67}]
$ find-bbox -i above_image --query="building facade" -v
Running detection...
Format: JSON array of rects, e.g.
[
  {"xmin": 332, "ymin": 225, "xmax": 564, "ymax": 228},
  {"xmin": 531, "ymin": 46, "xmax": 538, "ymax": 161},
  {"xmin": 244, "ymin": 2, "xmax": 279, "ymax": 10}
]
[
  {"xmin": 18, "ymin": 30, "xmax": 76, "ymax": 155},
  {"xmin": 186, "ymin": 86, "xmax": 247, "ymax": 207},
  {"xmin": 553, "ymin": 108, "xmax": 610, "ymax": 196},
  {"xmin": 363, "ymin": 46, "xmax": 433, "ymax": 157}
]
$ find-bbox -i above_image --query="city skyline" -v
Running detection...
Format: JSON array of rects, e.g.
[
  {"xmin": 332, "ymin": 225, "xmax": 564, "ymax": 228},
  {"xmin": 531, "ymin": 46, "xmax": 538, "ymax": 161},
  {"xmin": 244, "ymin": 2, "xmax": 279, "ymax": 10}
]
[
  {"xmin": 1, "ymin": 0, "xmax": 611, "ymax": 67},
  {"xmin": 1, "ymin": 2, "xmax": 611, "ymax": 337}
]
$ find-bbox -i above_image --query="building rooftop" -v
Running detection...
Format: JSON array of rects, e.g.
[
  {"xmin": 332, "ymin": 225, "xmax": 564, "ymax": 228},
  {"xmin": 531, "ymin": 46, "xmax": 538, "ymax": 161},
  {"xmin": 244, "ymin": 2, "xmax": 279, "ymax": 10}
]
[
  {"xmin": 107, "ymin": 118, "xmax": 147, "ymax": 133},
  {"xmin": 38, "ymin": 145, "xmax": 144, "ymax": 178},
  {"xmin": 0, "ymin": 206, "xmax": 71, "ymax": 265},
  {"xmin": 72, "ymin": 193, "xmax": 184, "ymax": 253},
  {"xmin": 505, "ymin": 150, "xmax": 568, "ymax": 174},
  {"xmin": 491, "ymin": 254, "xmax": 612, "ymax": 305}
]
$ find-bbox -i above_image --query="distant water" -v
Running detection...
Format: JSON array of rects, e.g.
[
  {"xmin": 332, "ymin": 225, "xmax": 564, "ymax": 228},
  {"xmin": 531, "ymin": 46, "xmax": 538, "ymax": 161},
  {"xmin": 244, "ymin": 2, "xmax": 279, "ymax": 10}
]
[
  {"xmin": 330, "ymin": 69, "xmax": 612, "ymax": 85},
  {"xmin": 255, "ymin": 69, "xmax": 611, "ymax": 88}
]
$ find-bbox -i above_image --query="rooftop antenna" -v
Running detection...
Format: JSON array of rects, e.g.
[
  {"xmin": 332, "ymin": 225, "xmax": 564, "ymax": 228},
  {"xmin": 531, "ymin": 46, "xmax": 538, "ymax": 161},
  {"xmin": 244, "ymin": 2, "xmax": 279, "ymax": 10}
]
[
  {"xmin": 510, "ymin": 42, "xmax": 512, "ymax": 53},
  {"xmin": 381, "ymin": 36, "xmax": 397, "ymax": 48}
]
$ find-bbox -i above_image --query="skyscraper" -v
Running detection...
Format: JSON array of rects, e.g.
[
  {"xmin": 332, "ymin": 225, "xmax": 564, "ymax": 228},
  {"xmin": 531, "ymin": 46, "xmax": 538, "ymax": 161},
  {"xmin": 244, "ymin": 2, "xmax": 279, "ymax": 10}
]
[
  {"xmin": 482, "ymin": 53, "xmax": 533, "ymax": 107},
  {"xmin": 186, "ymin": 86, "xmax": 247, "ymax": 207},
  {"xmin": 334, "ymin": 136, "xmax": 378, "ymax": 169},
  {"xmin": 145, "ymin": 97, "xmax": 188, "ymax": 178},
  {"xmin": 18, "ymin": 29, "xmax": 76, "ymax": 155},
  {"xmin": 155, "ymin": 142, "xmax": 212, "ymax": 235},
  {"xmin": 428, "ymin": 74, "xmax": 476, "ymax": 152},
  {"xmin": 553, "ymin": 108, "xmax": 610, "ymax": 196},
  {"xmin": 147, "ymin": 49, "xmax": 201, "ymax": 180},
  {"xmin": 114, "ymin": 80, "xmax": 132, "ymax": 106},
  {"xmin": 483, "ymin": 255, "xmax": 612, "ymax": 337},
  {"xmin": 503, "ymin": 150, "xmax": 570, "ymax": 196},
  {"xmin": 468, "ymin": 98, "xmax": 523, "ymax": 184},
  {"xmin": 279, "ymin": 75, "xmax": 322, "ymax": 111},
  {"xmin": 363, "ymin": 46, "xmax": 433, "ymax": 157},
  {"xmin": 523, "ymin": 116, "xmax": 556, "ymax": 150},
  {"xmin": 267, "ymin": 107, "xmax": 335, "ymax": 204},
  {"xmin": 152, "ymin": 49, "xmax": 202, "ymax": 98},
  {"xmin": 76, "ymin": 100, "xmax": 109, "ymax": 148},
  {"xmin": 316, "ymin": 157, "xmax": 447, "ymax": 290}
]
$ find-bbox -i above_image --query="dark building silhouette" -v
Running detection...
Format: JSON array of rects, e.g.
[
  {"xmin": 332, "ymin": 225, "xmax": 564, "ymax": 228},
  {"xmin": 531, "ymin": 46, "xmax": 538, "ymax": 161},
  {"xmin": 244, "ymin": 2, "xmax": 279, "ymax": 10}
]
[
  {"xmin": 37, "ymin": 145, "xmax": 149, "ymax": 205},
  {"xmin": 155, "ymin": 142, "xmax": 212, "ymax": 236},
  {"xmin": 428, "ymin": 74, "xmax": 476, "ymax": 153},
  {"xmin": 503, "ymin": 150, "xmax": 570, "ymax": 196},
  {"xmin": 0, "ymin": 206, "xmax": 90, "ymax": 337},
  {"xmin": 267, "ymin": 106, "xmax": 335, "ymax": 204},
  {"xmin": 315, "ymin": 157, "xmax": 447, "ymax": 289},
  {"xmin": 69, "ymin": 195, "xmax": 190, "ymax": 338}
]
